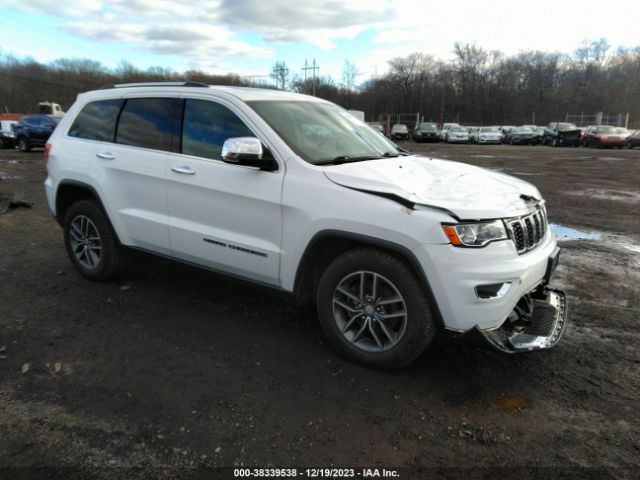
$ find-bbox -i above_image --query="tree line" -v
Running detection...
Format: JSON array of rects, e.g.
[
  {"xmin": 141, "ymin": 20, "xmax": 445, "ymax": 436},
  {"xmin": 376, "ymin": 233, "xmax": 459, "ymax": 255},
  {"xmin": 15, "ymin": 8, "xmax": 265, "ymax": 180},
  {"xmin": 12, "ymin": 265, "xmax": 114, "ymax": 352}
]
[{"xmin": 1, "ymin": 39, "xmax": 639, "ymax": 127}]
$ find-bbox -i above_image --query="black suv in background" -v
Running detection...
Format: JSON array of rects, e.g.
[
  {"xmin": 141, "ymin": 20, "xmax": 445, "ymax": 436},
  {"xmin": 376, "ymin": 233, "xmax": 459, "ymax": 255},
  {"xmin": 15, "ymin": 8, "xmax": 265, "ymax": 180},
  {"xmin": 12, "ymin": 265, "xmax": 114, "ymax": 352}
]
[
  {"xmin": 542, "ymin": 122, "xmax": 581, "ymax": 147},
  {"xmin": 412, "ymin": 122, "xmax": 439, "ymax": 142},
  {"xmin": 14, "ymin": 115, "xmax": 62, "ymax": 152}
]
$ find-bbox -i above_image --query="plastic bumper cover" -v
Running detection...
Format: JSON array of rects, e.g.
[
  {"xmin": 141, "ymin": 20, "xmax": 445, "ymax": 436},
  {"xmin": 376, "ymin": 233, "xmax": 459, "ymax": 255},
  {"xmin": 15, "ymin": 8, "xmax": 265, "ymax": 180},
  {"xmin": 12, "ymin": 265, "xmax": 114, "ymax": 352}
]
[{"xmin": 478, "ymin": 288, "xmax": 567, "ymax": 353}]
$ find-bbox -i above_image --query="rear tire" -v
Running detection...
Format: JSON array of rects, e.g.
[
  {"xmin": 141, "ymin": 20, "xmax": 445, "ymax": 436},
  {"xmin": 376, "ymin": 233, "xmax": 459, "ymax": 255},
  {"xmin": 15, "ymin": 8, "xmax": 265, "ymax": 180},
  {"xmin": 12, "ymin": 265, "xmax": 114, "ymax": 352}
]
[
  {"xmin": 316, "ymin": 248, "xmax": 438, "ymax": 369},
  {"xmin": 63, "ymin": 200, "xmax": 123, "ymax": 281}
]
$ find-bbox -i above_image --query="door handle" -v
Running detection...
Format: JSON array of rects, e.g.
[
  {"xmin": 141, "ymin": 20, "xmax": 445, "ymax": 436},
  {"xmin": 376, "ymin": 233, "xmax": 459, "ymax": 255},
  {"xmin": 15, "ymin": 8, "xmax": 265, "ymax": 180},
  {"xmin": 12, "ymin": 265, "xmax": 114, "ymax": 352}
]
[
  {"xmin": 96, "ymin": 152, "xmax": 115, "ymax": 160},
  {"xmin": 171, "ymin": 166, "xmax": 196, "ymax": 175}
]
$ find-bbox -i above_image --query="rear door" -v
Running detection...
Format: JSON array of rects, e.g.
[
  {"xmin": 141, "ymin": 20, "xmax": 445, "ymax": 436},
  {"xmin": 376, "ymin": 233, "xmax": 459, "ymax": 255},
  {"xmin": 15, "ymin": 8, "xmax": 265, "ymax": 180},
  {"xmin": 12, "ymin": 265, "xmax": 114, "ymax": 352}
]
[
  {"xmin": 96, "ymin": 96, "xmax": 179, "ymax": 253},
  {"xmin": 166, "ymin": 96, "xmax": 284, "ymax": 286}
]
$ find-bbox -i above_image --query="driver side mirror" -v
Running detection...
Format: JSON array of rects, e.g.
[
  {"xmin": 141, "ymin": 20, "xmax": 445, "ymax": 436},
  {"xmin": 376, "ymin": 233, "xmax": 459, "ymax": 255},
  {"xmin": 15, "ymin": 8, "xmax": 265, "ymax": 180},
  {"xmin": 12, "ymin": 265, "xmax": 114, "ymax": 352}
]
[{"xmin": 221, "ymin": 137, "xmax": 275, "ymax": 171}]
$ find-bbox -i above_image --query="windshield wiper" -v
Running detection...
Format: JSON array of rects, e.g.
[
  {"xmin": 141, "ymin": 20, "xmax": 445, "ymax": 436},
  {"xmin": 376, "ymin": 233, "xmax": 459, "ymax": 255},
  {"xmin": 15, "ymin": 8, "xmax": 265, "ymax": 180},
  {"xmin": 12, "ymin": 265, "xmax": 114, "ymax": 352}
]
[{"xmin": 315, "ymin": 155, "xmax": 384, "ymax": 165}]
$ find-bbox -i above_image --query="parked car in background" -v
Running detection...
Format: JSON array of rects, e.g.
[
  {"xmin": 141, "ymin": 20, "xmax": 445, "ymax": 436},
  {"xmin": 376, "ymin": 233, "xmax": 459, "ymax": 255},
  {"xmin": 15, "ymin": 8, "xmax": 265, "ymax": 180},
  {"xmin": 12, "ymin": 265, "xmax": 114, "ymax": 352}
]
[
  {"xmin": 582, "ymin": 125, "xmax": 626, "ymax": 148},
  {"xmin": 412, "ymin": 122, "xmax": 439, "ymax": 142},
  {"xmin": 504, "ymin": 126, "xmax": 538, "ymax": 145},
  {"xmin": 499, "ymin": 126, "xmax": 515, "ymax": 143},
  {"xmin": 438, "ymin": 123, "xmax": 459, "ymax": 141},
  {"xmin": 616, "ymin": 127, "xmax": 630, "ymax": 139},
  {"xmin": 447, "ymin": 126, "xmax": 469, "ymax": 143},
  {"xmin": 470, "ymin": 126, "xmax": 502, "ymax": 144},
  {"xmin": 626, "ymin": 130, "xmax": 640, "ymax": 149},
  {"xmin": 533, "ymin": 126, "xmax": 546, "ymax": 144},
  {"xmin": 44, "ymin": 82, "xmax": 567, "ymax": 368},
  {"xmin": 542, "ymin": 122, "xmax": 581, "ymax": 147},
  {"xmin": 14, "ymin": 114, "xmax": 62, "ymax": 152},
  {"xmin": 367, "ymin": 122, "xmax": 385, "ymax": 136},
  {"xmin": 0, "ymin": 120, "xmax": 18, "ymax": 148},
  {"xmin": 390, "ymin": 123, "xmax": 409, "ymax": 141}
]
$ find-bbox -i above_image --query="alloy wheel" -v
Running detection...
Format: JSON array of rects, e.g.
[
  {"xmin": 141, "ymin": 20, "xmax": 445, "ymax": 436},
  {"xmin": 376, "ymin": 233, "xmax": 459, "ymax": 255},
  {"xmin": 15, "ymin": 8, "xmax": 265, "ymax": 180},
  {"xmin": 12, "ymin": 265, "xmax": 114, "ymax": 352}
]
[
  {"xmin": 68, "ymin": 215, "xmax": 102, "ymax": 268},
  {"xmin": 332, "ymin": 271, "xmax": 407, "ymax": 352}
]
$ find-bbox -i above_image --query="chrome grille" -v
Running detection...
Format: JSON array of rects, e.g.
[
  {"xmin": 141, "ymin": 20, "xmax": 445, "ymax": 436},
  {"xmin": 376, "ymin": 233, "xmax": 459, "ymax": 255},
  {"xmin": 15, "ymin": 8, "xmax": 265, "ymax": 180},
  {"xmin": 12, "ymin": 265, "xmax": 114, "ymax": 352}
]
[{"xmin": 507, "ymin": 208, "xmax": 547, "ymax": 254}]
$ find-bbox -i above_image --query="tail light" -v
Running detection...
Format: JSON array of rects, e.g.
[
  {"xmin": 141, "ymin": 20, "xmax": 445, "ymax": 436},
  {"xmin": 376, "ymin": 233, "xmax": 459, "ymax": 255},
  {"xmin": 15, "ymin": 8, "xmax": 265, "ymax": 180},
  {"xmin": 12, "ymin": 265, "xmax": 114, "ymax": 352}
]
[{"xmin": 44, "ymin": 142, "xmax": 52, "ymax": 160}]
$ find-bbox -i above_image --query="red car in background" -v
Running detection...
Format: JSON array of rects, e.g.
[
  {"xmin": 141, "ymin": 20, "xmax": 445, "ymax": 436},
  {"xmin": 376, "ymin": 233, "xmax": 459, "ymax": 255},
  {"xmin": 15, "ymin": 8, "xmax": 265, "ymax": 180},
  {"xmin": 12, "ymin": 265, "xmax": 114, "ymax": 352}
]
[
  {"xmin": 626, "ymin": 130, "xmax": 640, "ymax": 149},
  {"xmin": 581, "ymin": 125, "xmax": 626, "ymax": 148}
]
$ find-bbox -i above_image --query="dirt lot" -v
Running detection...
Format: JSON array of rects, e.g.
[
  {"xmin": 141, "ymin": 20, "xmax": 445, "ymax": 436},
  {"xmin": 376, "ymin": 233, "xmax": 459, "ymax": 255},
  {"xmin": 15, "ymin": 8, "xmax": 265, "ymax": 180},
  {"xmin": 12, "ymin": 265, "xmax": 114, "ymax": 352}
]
[{"xmin": 1, "ymin": 143, "xmax": 639, "ymax": 479}]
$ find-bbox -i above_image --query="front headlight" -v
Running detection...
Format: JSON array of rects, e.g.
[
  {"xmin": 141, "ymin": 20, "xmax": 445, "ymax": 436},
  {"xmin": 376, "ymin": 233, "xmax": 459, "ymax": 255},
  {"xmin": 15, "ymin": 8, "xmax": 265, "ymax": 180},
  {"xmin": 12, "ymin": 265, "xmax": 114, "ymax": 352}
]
[{"xmin": 442, "ymin": 220, "xmax": 508, "ymax": 247}]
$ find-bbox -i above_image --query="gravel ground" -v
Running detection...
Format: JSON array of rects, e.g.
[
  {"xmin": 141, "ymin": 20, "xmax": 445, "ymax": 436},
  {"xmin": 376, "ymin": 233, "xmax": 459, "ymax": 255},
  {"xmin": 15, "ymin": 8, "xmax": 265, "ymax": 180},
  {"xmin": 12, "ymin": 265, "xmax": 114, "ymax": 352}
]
[{"xmin": 0, "ymin": 143, "xmax": 639, "ymax": 479}]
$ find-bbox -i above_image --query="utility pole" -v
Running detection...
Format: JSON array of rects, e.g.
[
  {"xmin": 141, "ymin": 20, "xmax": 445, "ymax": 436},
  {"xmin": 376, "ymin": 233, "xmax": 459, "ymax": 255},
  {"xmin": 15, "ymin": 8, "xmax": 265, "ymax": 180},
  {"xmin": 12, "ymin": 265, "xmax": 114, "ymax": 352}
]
[
  {"xmin": 302, "ymin": 58, "xmax": 319, "ymax": 96},
  {"xmin": 273, "ymin": 64, "xmax": 289, "ymax": 90}
]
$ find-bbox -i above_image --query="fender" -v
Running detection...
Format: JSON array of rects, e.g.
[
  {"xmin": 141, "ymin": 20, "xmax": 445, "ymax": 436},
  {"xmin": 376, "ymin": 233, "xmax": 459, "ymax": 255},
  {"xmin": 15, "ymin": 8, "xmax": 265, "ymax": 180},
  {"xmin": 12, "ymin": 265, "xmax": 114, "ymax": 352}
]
[{"xmin": 293, "ymin": 229, "xmax": 444, "ymax": 326}]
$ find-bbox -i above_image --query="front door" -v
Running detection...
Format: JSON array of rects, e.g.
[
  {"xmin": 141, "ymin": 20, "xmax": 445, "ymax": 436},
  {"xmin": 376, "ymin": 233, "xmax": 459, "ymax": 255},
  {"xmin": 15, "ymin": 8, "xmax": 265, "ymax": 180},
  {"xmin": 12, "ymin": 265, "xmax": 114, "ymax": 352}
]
[{"xmin": 166, "ymin": 97, "xmax": 284, "ymax": 286}]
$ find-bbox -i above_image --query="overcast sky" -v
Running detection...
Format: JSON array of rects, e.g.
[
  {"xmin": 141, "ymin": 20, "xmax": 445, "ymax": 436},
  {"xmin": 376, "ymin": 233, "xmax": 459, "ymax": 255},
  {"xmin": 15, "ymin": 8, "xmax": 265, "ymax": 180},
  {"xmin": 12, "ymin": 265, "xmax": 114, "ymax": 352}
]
[{"xmin": 1, "ymin": 0, "xmax": 639, "ymax": 83}]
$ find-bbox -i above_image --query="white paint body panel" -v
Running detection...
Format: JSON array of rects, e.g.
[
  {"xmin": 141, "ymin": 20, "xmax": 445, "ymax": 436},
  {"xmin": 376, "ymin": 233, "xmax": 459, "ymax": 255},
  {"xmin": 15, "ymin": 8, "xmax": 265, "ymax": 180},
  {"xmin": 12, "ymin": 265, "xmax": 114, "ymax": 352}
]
[{"xmin": 44, "ymin": 85, "xmax": 558, "ymax": 333}]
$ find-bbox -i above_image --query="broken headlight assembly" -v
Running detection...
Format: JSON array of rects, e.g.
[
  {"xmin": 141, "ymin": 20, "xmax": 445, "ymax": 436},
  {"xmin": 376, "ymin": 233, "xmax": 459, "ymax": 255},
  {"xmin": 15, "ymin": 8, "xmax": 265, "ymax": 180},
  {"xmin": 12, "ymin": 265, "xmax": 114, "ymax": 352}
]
[{"xmin": 442, "ymin": 220, "xmax": 508, "ymax": 247}]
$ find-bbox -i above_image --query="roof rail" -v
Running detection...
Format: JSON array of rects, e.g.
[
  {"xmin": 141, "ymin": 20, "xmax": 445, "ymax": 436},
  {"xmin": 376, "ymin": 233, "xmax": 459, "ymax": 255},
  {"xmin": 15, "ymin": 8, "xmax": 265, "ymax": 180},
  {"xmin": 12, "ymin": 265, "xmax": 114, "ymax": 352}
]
[{"xmin": 98, "ymin": 81, "xmax": 209, "ymax": 90}]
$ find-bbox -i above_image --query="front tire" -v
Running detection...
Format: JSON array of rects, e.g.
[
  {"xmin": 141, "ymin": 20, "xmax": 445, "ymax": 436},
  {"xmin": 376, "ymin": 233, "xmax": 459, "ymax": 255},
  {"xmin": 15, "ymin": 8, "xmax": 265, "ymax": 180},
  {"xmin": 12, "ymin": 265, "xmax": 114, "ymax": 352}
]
[
  {"xmin": 316, "ymin": 249, "xmax": 438, "ymax": 369},
  {"xmin": 63, "ymin": 200, "xmax": 123, "ymax": 281},
  {"xmin": 18, "ymin": 137, "xmax": 31, "ymax": 152}
]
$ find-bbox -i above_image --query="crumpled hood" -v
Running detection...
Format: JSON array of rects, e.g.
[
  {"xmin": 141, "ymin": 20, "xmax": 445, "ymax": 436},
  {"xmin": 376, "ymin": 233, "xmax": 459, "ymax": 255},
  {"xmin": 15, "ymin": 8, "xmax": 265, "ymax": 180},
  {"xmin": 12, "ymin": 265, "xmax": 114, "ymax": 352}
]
[{"xmin": 323, "ymin": 155, "xmax": 542, "ymax": 219}]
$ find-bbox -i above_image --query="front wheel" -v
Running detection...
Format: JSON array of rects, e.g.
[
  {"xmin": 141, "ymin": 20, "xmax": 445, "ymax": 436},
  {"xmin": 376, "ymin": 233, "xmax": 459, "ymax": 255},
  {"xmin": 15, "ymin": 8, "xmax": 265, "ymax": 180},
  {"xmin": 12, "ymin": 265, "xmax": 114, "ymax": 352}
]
[
  {"xmin": 316, "ymin": 249, "xmax": 438, "ymax": 369},
  {"xmin": 63, "ymin": 200, "xmax": 124, "ymax": 281},
  {"xmin": 18, "ymin": 137, "xmax": 31, "ymax": 152}
]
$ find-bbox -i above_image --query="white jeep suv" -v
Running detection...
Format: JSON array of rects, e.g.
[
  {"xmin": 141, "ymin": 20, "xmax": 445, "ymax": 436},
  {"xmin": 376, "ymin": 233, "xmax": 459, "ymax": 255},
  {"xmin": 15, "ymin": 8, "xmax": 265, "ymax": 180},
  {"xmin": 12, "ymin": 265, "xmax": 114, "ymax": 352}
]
[{"xmin": 44, "ymin": 82, "xmax": 567, "ymax": 369}]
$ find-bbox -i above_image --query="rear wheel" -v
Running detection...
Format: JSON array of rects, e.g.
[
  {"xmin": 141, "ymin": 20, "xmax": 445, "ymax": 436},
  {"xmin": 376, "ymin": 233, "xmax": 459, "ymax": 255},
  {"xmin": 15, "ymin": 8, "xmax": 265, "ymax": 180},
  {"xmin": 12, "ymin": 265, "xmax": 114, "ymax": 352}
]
[
  {"xmin": 18, "ymin": 137, "xmax": 31, "ymax": 152},
  {"xmin": 316, "ymin": 249, "xmax": 438, "ymax": 369},
  {"xmin": 63, "ymin": 200, "xmax": 123, "ymax": 281}
]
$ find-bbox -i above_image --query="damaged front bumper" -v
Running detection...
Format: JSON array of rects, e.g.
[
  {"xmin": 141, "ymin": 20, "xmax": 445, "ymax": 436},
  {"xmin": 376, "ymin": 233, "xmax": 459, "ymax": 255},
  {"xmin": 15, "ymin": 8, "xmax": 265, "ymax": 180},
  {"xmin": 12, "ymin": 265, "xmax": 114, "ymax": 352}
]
[{"xmin": 478, "ymin": 287, "xmax": 568, "ymax": 353}]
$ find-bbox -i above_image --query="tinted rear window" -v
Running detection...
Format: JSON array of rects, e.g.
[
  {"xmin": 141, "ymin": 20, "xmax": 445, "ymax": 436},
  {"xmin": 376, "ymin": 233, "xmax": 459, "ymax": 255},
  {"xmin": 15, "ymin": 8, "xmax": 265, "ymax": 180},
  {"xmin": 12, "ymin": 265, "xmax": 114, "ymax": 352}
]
[
  {"xmin": 116, "ymin": 98, "xmax": 182, "ymax": 151},
  {"xmin": 69, "ymin": 100, "xmax": 122, "ymax": 141}
]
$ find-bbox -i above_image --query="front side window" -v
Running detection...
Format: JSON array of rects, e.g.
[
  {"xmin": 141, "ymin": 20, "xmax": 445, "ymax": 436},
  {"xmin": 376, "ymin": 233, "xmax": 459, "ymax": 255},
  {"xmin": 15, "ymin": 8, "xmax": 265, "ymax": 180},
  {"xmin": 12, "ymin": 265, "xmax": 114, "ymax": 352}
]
[
  {"xmin": 69, "ymin": 99, "xmax": 122, "ymax": 142},
  {"xmin": 116, "ymin": 98, "xmax": 181, "ymax": 152},
  {"xmin": 181, "ymin": 99, "xmax": 254, "ymax": 160}
]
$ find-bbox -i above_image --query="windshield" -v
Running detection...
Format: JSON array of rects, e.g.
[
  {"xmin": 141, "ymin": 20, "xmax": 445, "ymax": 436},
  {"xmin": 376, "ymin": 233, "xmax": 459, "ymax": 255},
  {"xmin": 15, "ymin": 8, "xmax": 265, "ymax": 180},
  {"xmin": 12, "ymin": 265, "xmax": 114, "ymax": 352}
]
[
  {"xmin": 596, "ymin": 126, "xmax": 616, "ymax": 134},
  {"xmin": 513, "ymin": 127, "xmax": 534, "ymax": 133},
  {"xmin": 450, "ymin": 126, "xmax": 467, "ymax": 132},
  {"xmin": 392, "ymin": 124, "xmax": 408, "ymax": 132},
  {"xmin": 419, "ymin": 123, "xmax": 436, "ymax": 130},
  {"xmin": 615, "ymin": 128, "xmax": 629, "ymax": 135},
  {"xmin": 480, "ymin": 127, "xmax": 499, "ymax": 133},
  {"xmin": 248, "ymin": 101, "xmax": 401, "ymax": 164},
  {"xmin": 557, "ymin": 123, "xmax": 576, "ymax": 131}
]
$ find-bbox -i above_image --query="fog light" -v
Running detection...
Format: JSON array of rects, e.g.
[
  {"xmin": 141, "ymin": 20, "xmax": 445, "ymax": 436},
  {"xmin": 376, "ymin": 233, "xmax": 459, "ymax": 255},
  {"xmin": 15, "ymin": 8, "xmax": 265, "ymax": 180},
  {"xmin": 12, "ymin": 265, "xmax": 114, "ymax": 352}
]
[{"xmin": 475, "ymin": 282, "xmax": 511, "ymax": 299}]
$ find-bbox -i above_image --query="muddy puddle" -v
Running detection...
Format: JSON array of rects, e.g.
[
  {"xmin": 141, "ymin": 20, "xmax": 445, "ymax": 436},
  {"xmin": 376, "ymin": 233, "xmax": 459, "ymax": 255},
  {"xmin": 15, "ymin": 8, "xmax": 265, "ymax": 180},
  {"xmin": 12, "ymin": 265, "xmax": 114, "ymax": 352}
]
[
  {"xmin": 551, "ymin": 224, "xmax": 640, "ymax": 256},
  {"xmin": 550, "ymin": 224, "xmax": 602, "ymax": 241}
]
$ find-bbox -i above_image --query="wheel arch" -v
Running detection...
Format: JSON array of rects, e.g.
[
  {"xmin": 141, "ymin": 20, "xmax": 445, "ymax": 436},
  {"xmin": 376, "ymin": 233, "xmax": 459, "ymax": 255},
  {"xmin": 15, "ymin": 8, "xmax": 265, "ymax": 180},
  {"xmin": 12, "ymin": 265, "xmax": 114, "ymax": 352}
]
[
  {"xmin": 55, "ymin": 180, "xmax": 112, "ymax": 230},
  {"xmin": 291, "ymin": 230, "xmax": 444, "ymax": 326}
]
